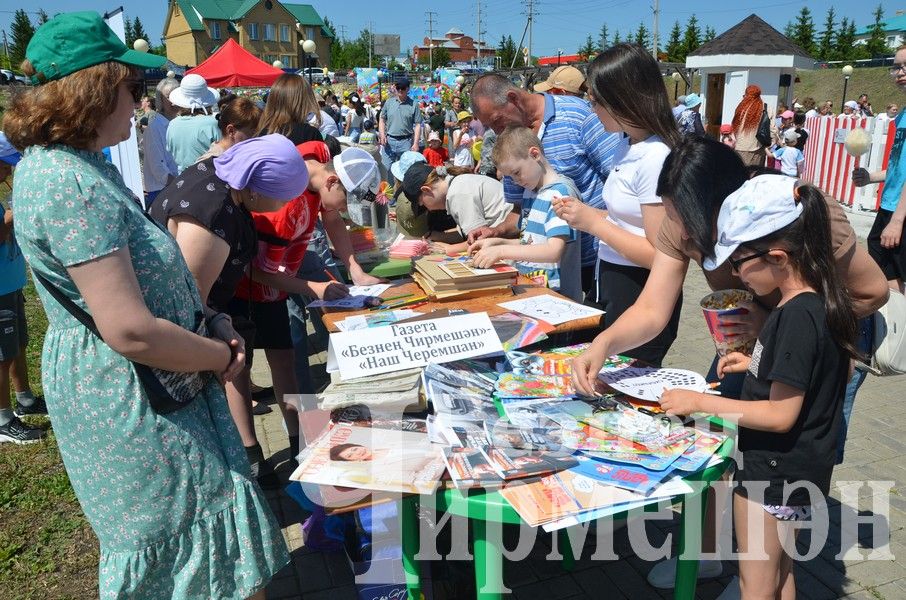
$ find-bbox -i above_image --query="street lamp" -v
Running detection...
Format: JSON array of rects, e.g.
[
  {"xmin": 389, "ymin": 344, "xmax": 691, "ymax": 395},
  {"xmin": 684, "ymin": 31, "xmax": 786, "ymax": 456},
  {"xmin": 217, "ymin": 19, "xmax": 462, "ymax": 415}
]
[
  {"xmin": 301, "ymin": 38, "xmax": 317, "ymax": 84},
  {"xmin": 557, "ymin": 48, "xmax": 563, "ymax": 66},
  {"xmin": 429, "ymin": 43, "xmax": 435, "ymax": 79},
  {"xmin": 841, "ymin": 64, "xmax": 854, "ymax": 112},
  {"xmin": 377, "ymin": 69, "xmax": 384, "ymax": 102},
  {"xmin": 671, "ymin": 71, "xmax": 681, "ymax": 101},
  {"xmin": 133, "ymin": 39, "xmax": 149, "ymax": 95},
  {"xmin": 272, "ymin": 60, "xmax": 283, "ymax": 69}
]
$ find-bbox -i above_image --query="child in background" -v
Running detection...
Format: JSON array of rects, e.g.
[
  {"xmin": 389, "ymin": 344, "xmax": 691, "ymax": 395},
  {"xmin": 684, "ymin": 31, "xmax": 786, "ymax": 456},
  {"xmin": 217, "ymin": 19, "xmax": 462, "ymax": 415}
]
[
  {"xmin": 452, "ymin": 111, "xmax": 475, "ymax": 168},
  {"xmin": 792, "ymin": 112, "xmax": 809, "ymax": 151},
  {"xmin": 719, "ymin": 124, "xmax": 736, "ymax": 149},
  {"xmin": 357, "ymin": 119, "xmax": 377, "ymax": 146},
  {"xmin": 468, "ymin": 126, "xmax": 582, "ymax": 301},
  {"xmin": 767, "ymin": 129, "xmax": 805, "ymax": 177},
  {"xmin": 423, "ymin": 131, "xmax": 449, "ymax": 167},
  {"xmin": 661, "ymin": 175, "xmax": 856, "ymax": 600}
]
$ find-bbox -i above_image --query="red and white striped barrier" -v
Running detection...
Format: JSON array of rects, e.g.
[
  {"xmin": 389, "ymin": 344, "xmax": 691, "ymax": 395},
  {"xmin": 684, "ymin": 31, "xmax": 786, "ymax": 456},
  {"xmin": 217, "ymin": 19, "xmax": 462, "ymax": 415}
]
[{"xmin": 802, "ymin": 115, "xmax": 893, "ymax": 211}]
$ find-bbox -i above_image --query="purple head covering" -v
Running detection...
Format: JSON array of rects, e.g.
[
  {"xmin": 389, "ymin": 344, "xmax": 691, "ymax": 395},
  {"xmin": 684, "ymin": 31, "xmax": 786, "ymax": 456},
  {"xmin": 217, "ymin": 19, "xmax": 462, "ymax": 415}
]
[{"xmin": 214, "ymin": 134, "xmax": 309, "ymax": 200}]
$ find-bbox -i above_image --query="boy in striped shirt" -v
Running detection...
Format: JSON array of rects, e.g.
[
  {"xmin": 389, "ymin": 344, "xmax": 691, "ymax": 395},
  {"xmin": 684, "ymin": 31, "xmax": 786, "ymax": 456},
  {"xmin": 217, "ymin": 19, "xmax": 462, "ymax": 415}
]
[{"xmin": 468, "ymin": 126, "xmax": 582, "ymax": 301}]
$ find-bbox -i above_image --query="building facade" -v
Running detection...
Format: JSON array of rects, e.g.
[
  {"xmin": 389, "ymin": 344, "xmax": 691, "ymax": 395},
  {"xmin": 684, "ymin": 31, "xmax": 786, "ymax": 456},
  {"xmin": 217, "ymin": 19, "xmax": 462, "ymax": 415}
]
[
  {"xmin": 854, "ymin": 13, "xmax": 906, "ymax": 50},
  {"xmin": 412, "ymin": 28, "xmax": 493, "ymax": 66},
  {"xmin": 164, "ymin": 0, "xmax": 333, "ymax": 69}
]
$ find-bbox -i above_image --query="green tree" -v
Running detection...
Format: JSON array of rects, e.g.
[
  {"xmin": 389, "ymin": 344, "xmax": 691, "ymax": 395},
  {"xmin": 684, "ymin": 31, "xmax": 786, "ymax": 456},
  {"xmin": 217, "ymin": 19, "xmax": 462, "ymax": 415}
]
[
  {"xmin": 681, "ymin": 15, "xmax": 701, "ymax": 57},
  {"xmin": 132, "ymin": 17, "xmax": 149, "ymax": 46},
  {"xmin": 577, "ymin": 35, "xmax": 597, "ymax": 61},
  {"xmin": 497, "ymin": 34, "xmax": 518, "ymax": 69},
  {"xmin": 9, "ymin": 9, "xmax": 35, "ymax": 68},
  {"xmin": 433, "ymin": 46, "xmax": 451, "ymax": 67},
  {"xmin": 665, "ymin": 21, "xmax": 683, "ymax": 62},
  {"xmin": 817, "ymin": 7, "xmax": 836, "ymax": 61},
  {"xmin": 124, "ymin": 17, "xmax": 135, "ymax": 48},
  {"xmin": 598, "ymin": 24, "xmax": 609, "ymax": 51},
  {"xmin": 634, "ymin": 23, "xmax": 650, "ymax": 49},
  {"xmin": 613, "ymin": 30, "xmax": 621, "ymax": 44},
  {"xmin": 36, "ymin": 9, "xmax": 49, "ymax": 25},
  {"xmin": 864, "ymin": 4, "xmax": 890, "ymax": 57},
  {"xmin": 783, "ymin": 21, "xmax": 794, "ymax": 39},
  {"xmin": 791, "ymin": 7, "xmax": 816, "ymax": 55},
  {"xmin": 704, "ymin": 25, "xmax": 716, "ymax": 42},
  {"xmin": 834, "ymin": 17, "xmax": 856, "ymax": 61}
]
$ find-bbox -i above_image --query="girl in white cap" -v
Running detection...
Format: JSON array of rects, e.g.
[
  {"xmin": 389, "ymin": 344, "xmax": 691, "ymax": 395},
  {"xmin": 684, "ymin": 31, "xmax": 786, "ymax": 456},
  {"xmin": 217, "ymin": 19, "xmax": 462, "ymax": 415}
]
[
  {"xmin": 659, "ymin": 175, "xmax": 858, "ymax": 600},
  {"xmin": 166, "ymin": 73, "xmax": 221, "ymax": 172}
]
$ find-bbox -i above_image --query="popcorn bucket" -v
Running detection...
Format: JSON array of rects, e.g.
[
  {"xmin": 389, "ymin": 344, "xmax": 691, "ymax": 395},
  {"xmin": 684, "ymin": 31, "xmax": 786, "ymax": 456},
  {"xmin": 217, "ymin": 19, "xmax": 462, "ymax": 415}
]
[{"xmin": 700, "ymin": 289, "xmax": 756, "ymax": 356}]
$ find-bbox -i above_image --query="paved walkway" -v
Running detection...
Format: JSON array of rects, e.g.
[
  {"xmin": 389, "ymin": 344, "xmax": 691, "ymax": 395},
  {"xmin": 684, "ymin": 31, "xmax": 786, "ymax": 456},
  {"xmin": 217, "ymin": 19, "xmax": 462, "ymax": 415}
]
[{"xmin": 253, "ymin": 211, "xmax": 905, "ymax": 599}]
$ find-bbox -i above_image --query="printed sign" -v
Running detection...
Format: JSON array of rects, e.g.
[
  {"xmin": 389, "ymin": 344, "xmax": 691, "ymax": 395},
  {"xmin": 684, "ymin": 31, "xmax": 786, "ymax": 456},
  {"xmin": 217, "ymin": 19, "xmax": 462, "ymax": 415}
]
[{"xmin": 327, "ymin": 313, "xmax": 503, "ymax": 378}]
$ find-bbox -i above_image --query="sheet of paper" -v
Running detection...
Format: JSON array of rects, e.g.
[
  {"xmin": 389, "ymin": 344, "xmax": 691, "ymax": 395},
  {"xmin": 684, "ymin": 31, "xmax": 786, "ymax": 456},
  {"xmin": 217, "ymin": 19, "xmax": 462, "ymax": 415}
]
[
  {"xmin": 347, "ymin": 283, "xmax": 392, "ymax": 297},
  {"xmin": 307, "ymin": 295, "xmax": 373, "ymax": 309},
  {"xmin": 498, "ymin": 296, "xmax": 604, "ymax": 326},
  {"xmin": 327, "ymin": 312, "xmax": 504, "ymax": 378},
  {"xmin": 334, "ymin": 310, "xmax": 424, "ymax": 332}
]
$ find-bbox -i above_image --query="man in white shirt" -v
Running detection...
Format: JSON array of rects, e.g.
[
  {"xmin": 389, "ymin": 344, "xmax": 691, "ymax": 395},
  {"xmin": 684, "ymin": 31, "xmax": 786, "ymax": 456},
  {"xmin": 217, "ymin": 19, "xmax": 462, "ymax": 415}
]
[{"xmin": 142, "ymin": 78, "xmax": 180, "ymax": 208}]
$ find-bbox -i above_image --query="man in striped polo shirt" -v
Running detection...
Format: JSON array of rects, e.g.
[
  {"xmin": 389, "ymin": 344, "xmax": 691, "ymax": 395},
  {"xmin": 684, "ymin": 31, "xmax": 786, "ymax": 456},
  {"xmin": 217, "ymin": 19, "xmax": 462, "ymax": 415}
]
[{"xmin": 468, "ymin": 73, "xmax": 619, "ymax": 295}]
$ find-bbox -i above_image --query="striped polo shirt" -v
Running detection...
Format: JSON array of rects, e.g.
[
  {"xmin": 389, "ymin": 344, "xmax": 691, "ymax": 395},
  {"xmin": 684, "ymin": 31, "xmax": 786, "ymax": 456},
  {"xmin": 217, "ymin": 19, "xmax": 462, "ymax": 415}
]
[{"xmin": 503, "ymin": 93, "xmax": 620, "ymax": 267}]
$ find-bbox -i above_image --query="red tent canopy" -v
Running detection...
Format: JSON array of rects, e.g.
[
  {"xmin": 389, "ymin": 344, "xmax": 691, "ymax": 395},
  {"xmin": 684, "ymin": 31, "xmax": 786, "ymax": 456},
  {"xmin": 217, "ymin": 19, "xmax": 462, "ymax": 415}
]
[{"xmin": 186, "ymin": 38, "xmax": 284, "ymax": 88}]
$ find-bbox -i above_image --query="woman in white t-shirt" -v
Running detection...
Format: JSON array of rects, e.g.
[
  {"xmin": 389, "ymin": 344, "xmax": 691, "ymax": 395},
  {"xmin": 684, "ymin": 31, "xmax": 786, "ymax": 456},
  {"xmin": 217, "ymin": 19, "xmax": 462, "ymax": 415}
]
[{"xmin": 554, "ymin": 43, "xmax": 682, "ymax": 366}]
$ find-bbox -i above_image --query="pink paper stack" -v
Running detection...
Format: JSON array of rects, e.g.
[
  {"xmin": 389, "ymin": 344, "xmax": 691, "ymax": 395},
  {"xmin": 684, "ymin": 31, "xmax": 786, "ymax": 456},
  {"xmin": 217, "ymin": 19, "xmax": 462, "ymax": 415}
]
[{"xmin": 388, "ymin": 238, "xmax": 430, "ymax": 260}]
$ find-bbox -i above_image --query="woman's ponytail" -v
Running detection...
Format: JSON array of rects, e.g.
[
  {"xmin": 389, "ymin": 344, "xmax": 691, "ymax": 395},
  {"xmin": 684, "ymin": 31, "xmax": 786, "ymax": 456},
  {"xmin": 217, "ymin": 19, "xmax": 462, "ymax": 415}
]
[{"xmin": 795, "ymin": 186, "xmax": 859, "ymax": 358}]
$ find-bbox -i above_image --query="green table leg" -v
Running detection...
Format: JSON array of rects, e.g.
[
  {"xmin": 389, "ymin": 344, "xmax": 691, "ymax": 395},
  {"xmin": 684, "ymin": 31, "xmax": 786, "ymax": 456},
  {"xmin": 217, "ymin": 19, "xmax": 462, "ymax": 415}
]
[
  {"xmin": 674, "ymin": 485, "xmax": 710, "ymax": 600},
  {"xmin": 558, "ymin": 529, "xmax": 576, "ymax": 571},
  {"xmin": 472, "ymin": 517, "xmax": 504, "ymax": 600},
  {"xmin": 401, "ymin": 495, "xmax": 423, "ymax": 600}
]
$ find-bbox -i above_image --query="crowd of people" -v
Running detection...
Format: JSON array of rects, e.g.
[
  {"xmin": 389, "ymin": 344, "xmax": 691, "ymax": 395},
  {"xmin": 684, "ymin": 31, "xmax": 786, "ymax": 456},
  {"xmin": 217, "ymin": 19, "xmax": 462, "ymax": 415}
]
[{"xmin": 1, "ymin": 10, "xmax": 904, "ymax": 600}]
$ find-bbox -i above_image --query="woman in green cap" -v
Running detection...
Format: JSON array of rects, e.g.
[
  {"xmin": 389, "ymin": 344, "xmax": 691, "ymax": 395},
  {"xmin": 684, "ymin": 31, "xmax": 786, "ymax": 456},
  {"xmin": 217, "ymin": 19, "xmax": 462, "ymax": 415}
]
[{"xmin": 4, "ymin": 12, "xmax": 289, "ymax": 599}]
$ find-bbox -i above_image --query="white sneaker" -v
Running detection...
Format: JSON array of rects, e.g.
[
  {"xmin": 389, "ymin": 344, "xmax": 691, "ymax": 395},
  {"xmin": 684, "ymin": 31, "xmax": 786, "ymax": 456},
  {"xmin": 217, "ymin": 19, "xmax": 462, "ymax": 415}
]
[
  {"xmin": 715, "ymin": 575, "xmax": 740, "ymax": 600},
  {"xmin": 646, "ymin": 556, "xmax": 723, "ymax": 589}
]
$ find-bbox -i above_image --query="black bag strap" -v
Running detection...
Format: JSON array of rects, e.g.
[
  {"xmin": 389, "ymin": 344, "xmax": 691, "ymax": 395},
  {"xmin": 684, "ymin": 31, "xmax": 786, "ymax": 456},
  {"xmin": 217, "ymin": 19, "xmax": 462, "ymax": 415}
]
[{"xmin": 33, "ymin": 271, "xmax": 103, "ymax": 339}]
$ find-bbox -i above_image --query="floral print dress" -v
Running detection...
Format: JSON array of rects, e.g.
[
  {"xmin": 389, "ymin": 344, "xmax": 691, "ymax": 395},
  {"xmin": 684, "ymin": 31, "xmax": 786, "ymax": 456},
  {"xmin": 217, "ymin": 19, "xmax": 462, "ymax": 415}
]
[{"xmin": 13, "ymin": 145, "xmax": 289, "ymax": 599}]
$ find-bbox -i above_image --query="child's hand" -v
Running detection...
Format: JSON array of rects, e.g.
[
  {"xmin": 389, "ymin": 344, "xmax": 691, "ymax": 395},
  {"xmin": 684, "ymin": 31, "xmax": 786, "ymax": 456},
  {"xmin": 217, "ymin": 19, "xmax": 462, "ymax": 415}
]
[
  {"xmin": 471, "ymin": 245, "xmax": 504, "ymax": 268},
  {"xmin": 552, "ymin": 196, "xmax": 601, "ymax": 232},
  {"xmin": 852, "ymin": 168, "xmax": 872, "ymax": 187},
  {"xmin": 717, "ymin": 352, "xmax": 752, "ymax": 377},
  {"xmin": 659, "ymin": 389, "xmax": 702, "ymax": 416},
  {"xmin": 468, "ymin": 238, "xmax": 500, "ymax": 253}
]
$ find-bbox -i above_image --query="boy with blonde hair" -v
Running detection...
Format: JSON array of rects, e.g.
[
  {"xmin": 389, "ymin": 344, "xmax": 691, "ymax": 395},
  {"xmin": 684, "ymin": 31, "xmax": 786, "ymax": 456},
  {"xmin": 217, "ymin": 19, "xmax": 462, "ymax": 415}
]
[{"xmin": 469, "ymin": 126, "xmax": 582, "ymax": 301}]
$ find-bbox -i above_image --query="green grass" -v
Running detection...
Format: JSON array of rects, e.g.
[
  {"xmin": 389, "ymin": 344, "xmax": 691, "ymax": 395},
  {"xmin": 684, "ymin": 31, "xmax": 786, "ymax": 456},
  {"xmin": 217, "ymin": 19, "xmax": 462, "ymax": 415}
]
[{"xmin": 0, "ymin": 282, "xmax": 99, "ymax": 599}]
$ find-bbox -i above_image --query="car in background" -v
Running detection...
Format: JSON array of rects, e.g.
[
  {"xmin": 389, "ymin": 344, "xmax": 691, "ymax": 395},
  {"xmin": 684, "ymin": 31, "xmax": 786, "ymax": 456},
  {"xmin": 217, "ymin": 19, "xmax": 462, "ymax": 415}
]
[
  {"xmin": 0, "ymin": 69, "xmax": 28, "ymax": 85},
  {"xmin": 299, "ymin": 67, "xmax": 334, "ymax": 84}
]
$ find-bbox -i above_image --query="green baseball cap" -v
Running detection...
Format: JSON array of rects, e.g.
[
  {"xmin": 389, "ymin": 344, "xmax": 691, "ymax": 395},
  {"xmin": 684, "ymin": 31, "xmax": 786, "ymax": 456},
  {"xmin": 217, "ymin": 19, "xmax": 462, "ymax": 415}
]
[{"xmin": 26, "ymin": 11, "xmax": 165, "ymax": 85}]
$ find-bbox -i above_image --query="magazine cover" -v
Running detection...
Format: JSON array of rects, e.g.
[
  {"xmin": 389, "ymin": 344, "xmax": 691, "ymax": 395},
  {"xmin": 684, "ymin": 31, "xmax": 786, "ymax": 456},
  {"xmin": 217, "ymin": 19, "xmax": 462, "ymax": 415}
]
[
  {"xmin": 427, "ymin": 379, "xmax": 500, "ymax": 424},
  {"xmin": 289, "ymin": 425, "xmax": 446, "ymax": 495},
  {"xmin": 485, "ymin": 446, "xmax": 578, "ymax": 481},
  {"xmin": 494, "ymin": 373, "xmax": 574, "ymax": 399},
  {"xmin": 499, "ymin": 474, "xmax": 584, "ymax": 527},
  {"xmin": 442, "ymin": 447, "xmax": 504, "ymax": 489},
  {"xmin": 540, "ymin": 398, "xmax": 682, "ymax": 450},
  {"xmin": 488, "ymin": 420, "xmax": 565, "ymax": 451},
  {"xmin": 671, "ymin": 429, "xmax": 728, "ymax": 472},
  {"xmin": 560, "ymin": 424, "xmax": 696, "ymax": 471},
  {"xmin": 490, "ymin": 312, "xmax": 553, "ymax": 351},
  {"xmin": 500, "ymin": 397, "xmax": 572, "ymax": 428},
  {"xmin": 423, "ymin": 360, "xmax": 497, "ymax": 394},
  {"xmin": 567, "ymin": 454, "xmax": 671, "ymax": 495}
]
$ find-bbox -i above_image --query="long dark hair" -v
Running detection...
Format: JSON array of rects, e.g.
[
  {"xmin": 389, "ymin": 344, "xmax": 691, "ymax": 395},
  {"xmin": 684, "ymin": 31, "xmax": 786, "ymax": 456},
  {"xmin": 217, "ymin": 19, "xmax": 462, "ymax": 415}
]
[
  {"xmin": 745, "ymin": 184, "xmax": 858, "ymax": 358},
  {"xmin": 656, "ymin": 136, "xmax": 749, "ymax": 259},
  {"xmin": 587, "ymin": 43, "xmax": 680, "ymax": 148}
]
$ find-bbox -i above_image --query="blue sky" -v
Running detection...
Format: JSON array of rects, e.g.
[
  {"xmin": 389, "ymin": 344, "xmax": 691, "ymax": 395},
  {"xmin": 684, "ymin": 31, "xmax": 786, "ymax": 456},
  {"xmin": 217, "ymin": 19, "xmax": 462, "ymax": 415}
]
[{"xmin": 0, "ymin": 1, "xmax": 901, "ymax": 62}]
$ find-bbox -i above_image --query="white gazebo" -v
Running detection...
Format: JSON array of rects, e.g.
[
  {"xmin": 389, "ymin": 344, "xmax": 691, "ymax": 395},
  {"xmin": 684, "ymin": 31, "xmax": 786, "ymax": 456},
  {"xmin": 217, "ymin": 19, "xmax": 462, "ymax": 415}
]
[{"xmin": 686, "ymin": 14, "xmax": 814, "ymax": 135}]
